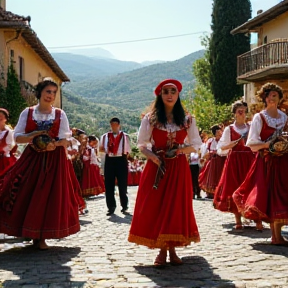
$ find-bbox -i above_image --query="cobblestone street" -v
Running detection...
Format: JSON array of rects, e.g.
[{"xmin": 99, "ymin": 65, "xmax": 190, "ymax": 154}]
[{"xmin": 1, "ymin": 187, "xmax": 288, "ymax": 288}]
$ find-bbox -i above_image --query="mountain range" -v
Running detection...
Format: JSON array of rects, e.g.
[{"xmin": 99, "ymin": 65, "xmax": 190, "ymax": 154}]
[{"xmin": 55, "ymin": 49, "xmax": 205, "ymax": 136}]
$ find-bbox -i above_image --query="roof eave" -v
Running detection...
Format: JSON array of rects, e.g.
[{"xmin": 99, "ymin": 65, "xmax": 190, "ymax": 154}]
[
  {"xmin": 231, "ymin": 0, "xmax": 288, "ymax": 35},
  {"xmin": 0, "ymin": 23, "xmax": 70, "ymax": 82}
]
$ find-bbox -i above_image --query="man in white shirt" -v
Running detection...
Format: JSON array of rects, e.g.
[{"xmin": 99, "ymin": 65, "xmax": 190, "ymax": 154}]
[
  {"xmin": 99, "ymin": 117, "xmax": 131, "ymax": 216},
  {"xmin": 189, "ymin": 151, "xmax": 201, "ymax": 199}
]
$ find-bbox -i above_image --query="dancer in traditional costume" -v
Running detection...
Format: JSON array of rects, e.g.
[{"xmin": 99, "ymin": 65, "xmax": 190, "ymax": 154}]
[
  {"xmin": 0, "ymin": 79, "xmax": 80, "ymax": 250},
  {"xmin": 0, "ymin": 108, "xmax": 17, "ymax": 176},
  {"xmin": 67, "ymin": 136, "xmax": 87, "ymax": 214},
  {"xmin": 233, "ymin": 83, "xmax": 288, "ymax": 245},
  {"xmin": 128, "ymin": 79, "xmax": 201, "ymax": 266},
  {"xmin": 213, "ymin": 101, "xmax": 259, "ymax": 229},
  {"xmin": 198, "ymin": 125, "xmax": 226, "ymax": 198},
  {"xmin": 81, "ymin": 135, "xmax": 105, "ymax": 197},
  {"xmin": 99, "ymin": 118, "xmax": 131, "ymax": 216}
]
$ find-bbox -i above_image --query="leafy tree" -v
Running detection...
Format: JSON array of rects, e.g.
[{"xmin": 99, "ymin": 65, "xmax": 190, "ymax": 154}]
[
  {"xmin": 210, "ymin": 0, "xmax": 251, "ymax": 104},
  {"xmin": 184, "ymin": 85, "xmax": 231, "ymax": 133},
  {"xmin": 5, "ymin": 63, "xmax": 27, "ymax": 126},
  {"xmin": 193, "ymin": 36, "xmax": 212, "ymax": 90}
]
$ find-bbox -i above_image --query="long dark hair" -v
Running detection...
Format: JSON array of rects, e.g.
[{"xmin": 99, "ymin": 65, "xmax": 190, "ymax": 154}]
[{"xmin": 149, "ymin": 96, "xmax": 186, "ymax": 127}]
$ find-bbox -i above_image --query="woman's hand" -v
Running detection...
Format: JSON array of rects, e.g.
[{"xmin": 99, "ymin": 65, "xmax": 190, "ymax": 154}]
[
  {"xmin": 29, "ymin": 130, "xmax": 47, "ymax": 140},
  {"xmin": 150, "ymin": 154, "xmax": 161, "ymax": 166},
  {"xmin": 176, "ymin": 148, "xmax": 183, "ymax": 155},
  {"xmin": 46, "ymin": 140, "xmax": 56, "ymax": 151}
]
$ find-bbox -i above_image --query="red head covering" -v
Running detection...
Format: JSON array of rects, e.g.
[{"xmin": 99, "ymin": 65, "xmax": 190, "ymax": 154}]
[{"xmin": 154, "ymin": 79, "xmax": 182, "ymax": 96}]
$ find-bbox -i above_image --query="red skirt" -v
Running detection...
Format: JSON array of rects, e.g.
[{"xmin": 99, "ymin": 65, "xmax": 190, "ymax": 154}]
[
  {"xmin": 81, "ymin": 162, "xmax": 105, "ymax": 197},
  {"xmin": 0, "ymin": 145, "xmax": 80, "ymax": 239},
  {"xmin": 0, "ymin": 155, "xmax": 17, "ymax": 176},
  {"xmin": 128, "ymin": 155, "xmax": 200, "ymax": 249},
  {"xmin": 214, "ymin": 150, "xmax": 255, "ymax": 214},
  {"xmin": 199, "ymin": 155, "xmax": 226, "ymax": 194},
  {"xmin": 233, "ymin": 152, "xmax": 288, "ymax": 222},
  {"xmin": 67, "ymin": 160, "xmax": 86, "ymax": 212}
]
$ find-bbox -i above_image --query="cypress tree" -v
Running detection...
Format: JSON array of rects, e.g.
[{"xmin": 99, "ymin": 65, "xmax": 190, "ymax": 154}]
[
  {"xmin": 5, "ymin": 63, "xmax": 27, "ymax": 126},
  {"xmin": 210, "ymin": 0, "xmax": 251, "ymax": 104}
]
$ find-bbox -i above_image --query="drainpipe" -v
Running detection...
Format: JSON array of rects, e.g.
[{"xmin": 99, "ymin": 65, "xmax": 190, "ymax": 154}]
[{"xmin": 6, "ymin": 29, "xmax": 21, "ymax": 45}]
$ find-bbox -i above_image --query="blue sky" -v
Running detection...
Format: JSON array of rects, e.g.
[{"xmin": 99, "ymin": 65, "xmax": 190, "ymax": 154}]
[{"xmin": 6, "ymin": 0, "xmax": 281, "ymax": 62}]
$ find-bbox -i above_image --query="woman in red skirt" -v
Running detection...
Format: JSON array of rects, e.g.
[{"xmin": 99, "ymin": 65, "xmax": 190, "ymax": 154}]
[
  {"xmin": 81, "ymin": 135, "xmax": 105, "ymax": 197},
  {"xmin": 213, "ymin": 101, "xmax": 258, "ymax": 229},
  {"xmin": 0, "ymin": 78, "xmax": 80, "ymax": 250},
  {"xmin": 198, "ymin": 125, "xmax": 226, "ymax": 198},
  {"xmin": 0, "ymin": 108, "xmax": 17, "ymax": 176},
  {"xmin": 128, "ymin": 79, "xmax": 202, "ymax": 266},
  {"xmin": 233, "ymin": 83, "xmax": 288, "ymax": 245}
]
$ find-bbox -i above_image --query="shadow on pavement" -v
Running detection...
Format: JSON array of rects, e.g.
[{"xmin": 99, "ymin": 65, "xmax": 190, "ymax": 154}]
[
  {"xmin": 223, "ymin": 223, "xmax": 271, "ymax": 239},
  {"xmin": 250, "ymin": 242, "xmax": 288, "ymax": 257},
  {"xmin": 107, "ymin": 214, "xmax": 132, "ymax": 224},
  {"xmin": 134, "ymin": 255, "xmax": 235, "ymax": 288},
  {"xmin": 0, "ymin": 246, "xmax": 85, "ymax": 287},
  {"xmin": 79, "ymin": 219, "xmax": 92, "ymax": 226}
]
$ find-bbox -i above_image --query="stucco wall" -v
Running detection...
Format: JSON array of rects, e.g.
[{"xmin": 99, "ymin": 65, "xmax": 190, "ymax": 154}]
[
  {"xmin": 258, "ymin": 11, "xmax": 288, "ymax": 45},
  {"xmin": 1, "ymin": 29, "xmax": 62, "ymax": 107}
]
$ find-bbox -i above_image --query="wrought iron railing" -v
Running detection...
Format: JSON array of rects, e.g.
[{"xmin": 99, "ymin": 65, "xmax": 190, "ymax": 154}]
[
  {"xmin": 237, "ymin": 40, "xmax": 288, "ymax": 77},
  {"xmin": 20, "ymin": 80, "xmax": 37, "ymax": 106}
]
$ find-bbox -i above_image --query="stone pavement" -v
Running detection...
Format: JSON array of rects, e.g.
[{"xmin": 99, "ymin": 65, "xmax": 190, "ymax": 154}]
[{"xmin": 1, "ymin": 187, "xmax": 288, "ymax": 288}]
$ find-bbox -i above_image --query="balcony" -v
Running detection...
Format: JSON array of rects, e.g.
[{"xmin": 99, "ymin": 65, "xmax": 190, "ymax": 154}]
[
  {"xmin": 237, "ymin": 39, "xmax": 288, "ymax": 83},
  {"xmin": 20, "ymin": 80, "xmax": 38, "ymax": 106}
]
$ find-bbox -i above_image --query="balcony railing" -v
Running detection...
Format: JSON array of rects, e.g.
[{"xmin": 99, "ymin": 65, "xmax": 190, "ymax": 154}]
[
  {"xmin": 237, "ymin": 40, "xmax": 288, "ymax": 77},
  {"xmin": 20, "ymin": 80, "xmax": 38, "ymax": 106}
]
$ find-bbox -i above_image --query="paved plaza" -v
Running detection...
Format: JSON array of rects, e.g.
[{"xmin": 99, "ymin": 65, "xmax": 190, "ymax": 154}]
[{"xmin": 1, "ymin": 187, "xmax": 288, "ymax": 288}]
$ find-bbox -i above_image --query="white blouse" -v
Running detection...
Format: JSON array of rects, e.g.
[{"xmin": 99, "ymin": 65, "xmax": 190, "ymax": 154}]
[
  {"xmin": 201, "ymin": 138, "xmax": 219, "ymax": 157},
  {"xmin": 0, "ymin": 127, "xmax": 15, "ymax": 156},
  {"xmin": 137, "ymin": 113, "xmax": 202, "ymax": 150},
  {"xmin": 217, "ymin": 123, "xmax": 249, "ymax": 156},
  {"xmin": 100, "ymin": 131, "xmax": 131, "ymax": 156},
  {"xmin": 14, "ymin": 105, "xmax": 71, "ymax": 142},
  {"xmin": 83, "ymin": 144, "xmax": 100, "ymax": 165},
  {"xmin": 246, "ymin": 109, "xmax": 287, "ymax": 146}
]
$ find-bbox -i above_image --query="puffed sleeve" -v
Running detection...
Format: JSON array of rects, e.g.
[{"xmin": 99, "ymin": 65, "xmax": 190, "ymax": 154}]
[
  {"xmin": 137, "ymin": 114, "xmax": 153, "ymax": 149},
  {"xmin": 58, "ymin": 110, "xmax": 72, "ymax": 139},
  {"xmin": 186, "ymin": 116, "xmax": 202, "ymax": 151},
  {"xmin": 246, "ymin": 113, "xmax": 264, "ymax": 146},
  {"xmin": 14, "ymin": 108, "xmax": 29, "ymax": 141},
  {"xmin": 5, "ymin": 127, "xmax": 15, "ymax": 146},
  {"xmin": 217, "ymin": 126, "xmax": 231, "ymax": 156}
]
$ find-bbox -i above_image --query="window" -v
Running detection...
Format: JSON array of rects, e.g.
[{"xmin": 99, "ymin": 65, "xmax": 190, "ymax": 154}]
[
  {"xmin": 10, "ymin": 50, "xmax": 14, "ymax": 63},
  {"xmin": 19, "ymin": 56, "xmax": 24, "ymax": 81}
]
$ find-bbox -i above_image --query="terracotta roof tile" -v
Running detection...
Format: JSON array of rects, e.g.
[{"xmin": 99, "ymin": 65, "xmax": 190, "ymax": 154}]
[
  {"xmin": 0, "ymin": 7, "xmax": 30, "ymax": 24},
  {"xmin": 0, "ymin": 7, "xmax": 69, "ymax": 82}
]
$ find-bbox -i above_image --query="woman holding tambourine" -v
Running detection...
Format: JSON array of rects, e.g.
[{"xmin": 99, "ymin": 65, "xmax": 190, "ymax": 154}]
[
  {"xmin": 0, "ymin": 78, "xmax": 80, "ymax": 250},
  {"xmin": 233, "ymin": 83, "xmax": 288, "ymax": 246}
]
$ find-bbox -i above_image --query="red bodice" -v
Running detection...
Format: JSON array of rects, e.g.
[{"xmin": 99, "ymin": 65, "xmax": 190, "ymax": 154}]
[
  {"xmin": 259, "ymin": 113, "xmax": 276, "ymax": 141},
  {"xmin": 151, "ymin": 128, "xmax": 187, "ymax": 151},
  {"xmin": 230, "ymin": 126, "xmax": 251, "ymax": 152},
  {"xmin": 25, "ymin": 107, "xmax": 61, "ymax": 138}
]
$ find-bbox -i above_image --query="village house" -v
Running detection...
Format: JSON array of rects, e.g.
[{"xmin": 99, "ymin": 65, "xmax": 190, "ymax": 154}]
[
  {"xmin": 231, "ymin": 0, "xmax": 288, "ymax": 114},
  {"xmin": 0, "ymin": 0, "xmax": 69, "ymax": 108}
]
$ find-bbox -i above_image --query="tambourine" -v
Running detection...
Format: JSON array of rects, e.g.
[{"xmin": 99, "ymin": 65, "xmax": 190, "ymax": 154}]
[
  {"xmin": 269, "ymin": 134, "xmax": 288, "ymax": 156},
  {"xmin": 32, "ymin": 134, "xmax": 52, "ymax": 152}
]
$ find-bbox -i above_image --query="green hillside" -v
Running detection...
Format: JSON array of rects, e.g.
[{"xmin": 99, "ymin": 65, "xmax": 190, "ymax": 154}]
[
  {"xmin": 62, "ymin": 50, "xmax": 205, "ymax": 136},
  {"xmin": 64, "ymin": 50, "xmax": 205, "ymax": 111}
]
